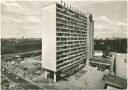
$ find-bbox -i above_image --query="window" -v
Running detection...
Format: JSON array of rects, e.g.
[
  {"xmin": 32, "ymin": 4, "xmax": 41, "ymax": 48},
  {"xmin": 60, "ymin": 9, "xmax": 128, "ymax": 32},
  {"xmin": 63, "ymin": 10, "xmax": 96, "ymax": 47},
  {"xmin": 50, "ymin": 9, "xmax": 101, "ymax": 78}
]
[{"xmin": 124, "ymin": 59, "xmax": 127, "ymax": 63}]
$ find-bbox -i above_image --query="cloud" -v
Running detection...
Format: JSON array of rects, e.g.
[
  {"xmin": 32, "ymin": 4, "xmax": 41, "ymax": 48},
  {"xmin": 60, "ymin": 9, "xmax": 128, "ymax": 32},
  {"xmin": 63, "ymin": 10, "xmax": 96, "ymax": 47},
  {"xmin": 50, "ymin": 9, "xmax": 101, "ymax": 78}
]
[
  {"xmin": 1, "ymin": 2, "xmax": 31, "ymax": 16},
  {"xmin": 1, "ymin": 1, "xmax": 126, "ymax": 38},
  {"xmin": 2, "ymin": 2, "xmax": 22, "ymax": 11},
  {"xmin": 22, "ymin": 25, "xmax": 39, "ymax": 30},
  {"xmin": 7, "ymin": 2, "xmax": 22, "ymax": 8},
  {"xmin": 1, "ymin": 1, "xmax": 42, "ymax": 38},
  {"xmin": 95, "ymin": 16, "xmax": 111, "ymax": 24},
  {"xmin": 94, "ymin": 16, "xmax": 127, "ymax": 38},
  {"xmin": 24, "ymin": 16, "xmax": 40, "ymax": 23},
  {"xmin": 2, "ymin": 2, "xmax": 21, "ymax": 8},
  {"xmin": 2, "ymin": 17, "xmax": 22, "ymax": 23}
]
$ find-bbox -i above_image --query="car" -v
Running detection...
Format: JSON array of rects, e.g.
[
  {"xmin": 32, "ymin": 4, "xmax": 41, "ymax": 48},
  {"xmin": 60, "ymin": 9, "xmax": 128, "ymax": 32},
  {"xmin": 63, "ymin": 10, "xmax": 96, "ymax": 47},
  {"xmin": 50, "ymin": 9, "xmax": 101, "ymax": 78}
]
[
  {"xmin": 100, "ymin": 67, "xmax": 105, "ymax": 72},
  {"xmin": 8, "ymin": 71, "xmax": 11, "ymax": 74},
  {"xmin": 102, "ymin": 68, "xmax": 105, "ymax": 71},
  {"xmin": 103, "ymin": 75, "xmax": 107, "ymax": 78},
  {"xmin": 2, "ymin": 68, "xmax": 5, "ymax": 71},
  {"xmin": 97, "ymin": 67, "xmax": 101, "ymax": 71},
  {"xmin": 16, "ymin": 76, "xmax": 19, "ymax": 80}
]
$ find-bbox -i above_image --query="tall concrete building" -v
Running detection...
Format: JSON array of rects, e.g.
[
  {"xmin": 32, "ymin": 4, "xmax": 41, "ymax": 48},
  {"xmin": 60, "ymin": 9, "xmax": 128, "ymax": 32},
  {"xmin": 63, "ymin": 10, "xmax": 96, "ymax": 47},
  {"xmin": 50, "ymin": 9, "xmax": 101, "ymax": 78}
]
[{"xmin": 41, "ymin": 2, "xmax": 94, "ymax": 82}]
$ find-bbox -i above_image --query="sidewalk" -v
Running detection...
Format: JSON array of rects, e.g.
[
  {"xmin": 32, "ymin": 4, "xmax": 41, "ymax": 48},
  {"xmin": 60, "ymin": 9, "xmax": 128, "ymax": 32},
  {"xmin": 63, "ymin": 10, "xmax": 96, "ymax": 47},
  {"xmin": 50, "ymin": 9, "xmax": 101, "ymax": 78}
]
[{"xmin": 57, "ymin": 63, "xmax": 109, "ymax": 89}]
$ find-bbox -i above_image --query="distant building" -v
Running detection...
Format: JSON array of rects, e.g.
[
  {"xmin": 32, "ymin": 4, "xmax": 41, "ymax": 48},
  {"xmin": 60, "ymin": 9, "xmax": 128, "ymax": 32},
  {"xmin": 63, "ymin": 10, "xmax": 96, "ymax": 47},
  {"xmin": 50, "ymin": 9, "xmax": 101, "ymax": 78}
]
[
  {"xmin": 115, "ymin": 53, "xmax": 127, "ymax": 79},
  {"xmin": 104, "ymin": 75, "xmax": 127, "ymax": 89},
  {"xmin": 104, "ymin": 53, "xmax": 127, "ymax": 89},
  {"xmin": 89, "ymin": 56, "xmax": 111, "ymax": 69},
  {"xmin": 41, "ymin": 2, "xmax": 94, "ymax": 82}
]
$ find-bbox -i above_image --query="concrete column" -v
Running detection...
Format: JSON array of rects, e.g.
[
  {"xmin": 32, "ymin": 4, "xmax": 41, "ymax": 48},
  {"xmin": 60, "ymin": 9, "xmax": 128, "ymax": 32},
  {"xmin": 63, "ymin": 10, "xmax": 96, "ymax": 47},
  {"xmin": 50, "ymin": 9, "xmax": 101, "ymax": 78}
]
[
  {"xmin": 110, "ymin": 53, "xmax": 116, "ymax": 75},
  {"xmin": 54, "ymin": 72, "xmax": 56, "ymax": 83},
  {"xmin": 44, "ymin": 69, "xmax": 48, "ymax": 79},
  {"xmin": 86, "ymin": 58, "xmax": 90, "ymax": 67}
]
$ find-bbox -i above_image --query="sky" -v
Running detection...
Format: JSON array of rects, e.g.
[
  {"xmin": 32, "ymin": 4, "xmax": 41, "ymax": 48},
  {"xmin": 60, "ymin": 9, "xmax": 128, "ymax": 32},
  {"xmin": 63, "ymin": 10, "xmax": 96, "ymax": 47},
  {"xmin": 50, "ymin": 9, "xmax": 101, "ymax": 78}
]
[{"xmin": 1, "ymin": 0, "xmax": 127, "ymax": 39}]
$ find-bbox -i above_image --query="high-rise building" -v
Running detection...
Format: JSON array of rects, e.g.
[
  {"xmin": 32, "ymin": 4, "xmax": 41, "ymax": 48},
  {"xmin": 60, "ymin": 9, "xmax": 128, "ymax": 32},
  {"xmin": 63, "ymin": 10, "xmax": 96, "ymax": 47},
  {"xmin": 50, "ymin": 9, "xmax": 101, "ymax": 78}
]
[{"xmin": 41, "ymin": 2, "xmax": 94, "ymax": 82}]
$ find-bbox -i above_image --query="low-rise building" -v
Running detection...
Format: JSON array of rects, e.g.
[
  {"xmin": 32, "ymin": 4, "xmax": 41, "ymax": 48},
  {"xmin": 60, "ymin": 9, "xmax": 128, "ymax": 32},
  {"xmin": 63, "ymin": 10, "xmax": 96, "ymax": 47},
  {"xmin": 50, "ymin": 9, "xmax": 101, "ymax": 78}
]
[
  {"xmin": 104, "ymin": 53, "xmax": 127, "ymax": 89},
  {"xmin": 104, "ymin": 75, "xmax": 127, "ymax": 89},
  {"xmin": 89, "ymin": 56, "xmax": 111, "ymax": 69}
]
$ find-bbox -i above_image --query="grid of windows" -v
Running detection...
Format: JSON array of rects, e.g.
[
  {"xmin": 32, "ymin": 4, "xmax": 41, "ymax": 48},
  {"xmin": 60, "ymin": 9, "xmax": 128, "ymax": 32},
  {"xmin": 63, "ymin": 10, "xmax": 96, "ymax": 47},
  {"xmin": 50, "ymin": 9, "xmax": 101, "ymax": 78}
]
[
  {"xmin": 89, "ymin": 21, "xmax": 94, "ymax": 57},
  {"xmin": 56, "ymin": 4, "xmax": 88, "ymax": 74}
]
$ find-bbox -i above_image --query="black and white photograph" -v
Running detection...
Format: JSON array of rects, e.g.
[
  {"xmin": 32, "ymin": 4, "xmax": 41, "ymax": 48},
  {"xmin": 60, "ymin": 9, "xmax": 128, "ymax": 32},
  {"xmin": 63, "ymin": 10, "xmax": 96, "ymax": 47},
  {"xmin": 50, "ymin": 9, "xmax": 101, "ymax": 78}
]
[{"xmin": 1, "ymin": 0, "xmax": 127, "ymax": 89}]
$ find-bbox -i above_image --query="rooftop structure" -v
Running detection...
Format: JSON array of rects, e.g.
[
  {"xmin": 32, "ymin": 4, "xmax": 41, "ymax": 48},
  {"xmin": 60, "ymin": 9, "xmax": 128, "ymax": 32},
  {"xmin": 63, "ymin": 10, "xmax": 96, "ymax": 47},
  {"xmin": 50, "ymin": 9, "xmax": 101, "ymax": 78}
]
[
  {"xmin": 89, "ymin": 56, "xmax": 111, "ymax": 68},
  {"xmin": 90, "ymin": 56, "xmax": 110, "ymax": 64}
]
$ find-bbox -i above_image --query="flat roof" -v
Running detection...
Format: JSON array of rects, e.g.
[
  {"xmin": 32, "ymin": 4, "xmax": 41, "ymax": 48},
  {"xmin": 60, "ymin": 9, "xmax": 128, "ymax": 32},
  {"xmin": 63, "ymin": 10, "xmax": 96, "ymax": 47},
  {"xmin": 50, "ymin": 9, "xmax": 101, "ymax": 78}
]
[
  {"xmin": 90, "ymin": 56, "xmax": 111, "ymax": 64},
  {"xmin": 105, "ymin": 75, "xmax": 127, "ymax": 89}
]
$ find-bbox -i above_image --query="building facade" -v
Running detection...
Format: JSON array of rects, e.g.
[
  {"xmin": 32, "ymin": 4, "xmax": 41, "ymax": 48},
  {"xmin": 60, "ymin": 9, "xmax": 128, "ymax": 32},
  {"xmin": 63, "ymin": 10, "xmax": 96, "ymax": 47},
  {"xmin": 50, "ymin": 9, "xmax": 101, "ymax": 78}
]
[
  {"xmin": 115, "ymin": 53, "xmax": 127, "ymax": 79},
  {"xmin": 41, "ymin": 2, "xmax": 94, "ymax": 82}
]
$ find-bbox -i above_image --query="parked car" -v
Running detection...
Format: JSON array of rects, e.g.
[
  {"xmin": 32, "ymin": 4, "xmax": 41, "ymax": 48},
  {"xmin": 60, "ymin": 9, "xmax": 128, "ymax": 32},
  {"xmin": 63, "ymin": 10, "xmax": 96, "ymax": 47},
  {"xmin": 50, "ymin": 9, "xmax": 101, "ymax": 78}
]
[{"xmin": 16, "ymin": 76, "xmax": 19, "ymax": 80}]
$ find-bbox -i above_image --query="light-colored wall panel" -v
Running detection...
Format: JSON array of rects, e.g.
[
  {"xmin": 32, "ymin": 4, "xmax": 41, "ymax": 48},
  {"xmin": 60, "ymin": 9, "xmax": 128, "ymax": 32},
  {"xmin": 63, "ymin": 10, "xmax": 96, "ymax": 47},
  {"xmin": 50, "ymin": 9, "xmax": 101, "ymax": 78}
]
[
  {"xmin": 116, "ymin": 53, "xmax": 127, "ymax": 79},
  {"xmin": 41, "ymin": 3, "xmax": 56, "ymax": 72}
]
